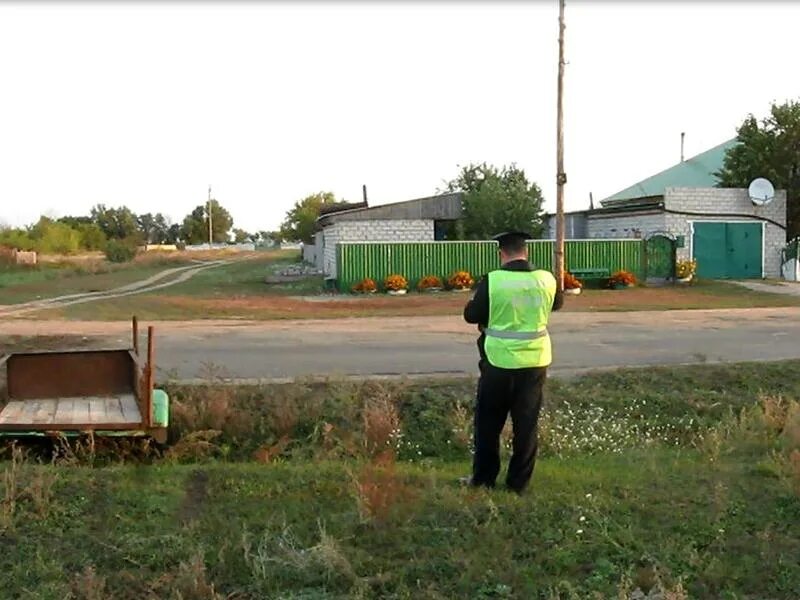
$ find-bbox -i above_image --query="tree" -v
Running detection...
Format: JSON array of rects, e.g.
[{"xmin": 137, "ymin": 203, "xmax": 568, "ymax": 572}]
[
  {"xmin": 180, "ymin": 199, "xmax": 233, "ymax": 245},
  {"xmin": 166, "ymin": 223, "xmax": 181, "ymax": 245},
  {"xmin": 75, "ymin": 223, "xmax": 107, "ymax": 251},
  {"xmin": 137, "ymin": 212, "xmax": 172, "ymax": 244},
  {"xmin": 27, "ymin": 217, "xmax": 81, "ymax": 254},
  {"xmin": 91, "ymin": 204, "xmax": 140, "ymax": 241},
  {"xmin": 280, "ymin": 191, "xmax": 341, "ymax": 244},
  {"xmin": 716, "ymin": 99, "xmax": 800, "ymax": 240},
  {"xmin": 444, "ymin": 163, "xmax": 545, "ymax": 240},
  {"xmin": 232, "ymin": 228, "xmax": 251, "ymax": 244}
]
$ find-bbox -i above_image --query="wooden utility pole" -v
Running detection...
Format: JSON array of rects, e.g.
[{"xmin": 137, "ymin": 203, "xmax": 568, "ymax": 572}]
[
  {"xmin": 554, "ymin": 0, "xmax": 567, "ymax": 291},
  {"xmin": 207, "ymin": 185, "xmax": 213, "ymax": 246}
]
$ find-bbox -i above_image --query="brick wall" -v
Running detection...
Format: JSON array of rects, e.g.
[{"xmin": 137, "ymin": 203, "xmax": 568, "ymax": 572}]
[
  {"xmin": 586, "ymin": 212, "xmax": 666, "ymax": 239},
  {"xmin": 664, "ymin": 187, "xmax": 787, "ymax": 277},
  {"xmin": 322, "ymin": 225, "xmax": 341, "ymax": 277},
  {"xmin": 321, "ymin": 219, "xmax": 434, "ymax": 277}
]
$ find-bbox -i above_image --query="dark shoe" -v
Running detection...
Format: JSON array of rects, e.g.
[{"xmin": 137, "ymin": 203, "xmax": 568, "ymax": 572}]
[
  {"xmin": 505, "ymin": 483, "xmax": 527, "ymax": 496},
  {"xmin": 460, "ymin": 476, "xmax": 496, "ymax": 489}
]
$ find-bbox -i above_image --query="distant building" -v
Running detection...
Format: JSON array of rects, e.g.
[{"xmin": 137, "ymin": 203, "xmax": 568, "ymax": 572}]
[
  {"xmin": 313, "ymin": 192, "xmax": 463, "ymax": 277},
  {"xmin": 544, "ymin": 139, "xmax": 788, "ymax": 279}
]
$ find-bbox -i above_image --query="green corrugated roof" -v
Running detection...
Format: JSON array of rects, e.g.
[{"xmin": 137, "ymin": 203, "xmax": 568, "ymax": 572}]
[{"xmin": 602, "ymin": 138, "xmax": 739, "ymax": 205}]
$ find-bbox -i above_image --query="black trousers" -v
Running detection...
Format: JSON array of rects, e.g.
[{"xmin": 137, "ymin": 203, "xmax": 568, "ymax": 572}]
[{"xmin": 472, "ymin": 361, "xmax": 546, "ymax": 493}]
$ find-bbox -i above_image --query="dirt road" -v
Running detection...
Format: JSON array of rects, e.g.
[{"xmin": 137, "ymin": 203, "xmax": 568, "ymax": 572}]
[
  {"xmin": 2, "ymin": 307, "xmax": 798, "ymax": 381},
  {"xmin": 0, "ymin": 258, "xmax": 239, "ymax": 318}
]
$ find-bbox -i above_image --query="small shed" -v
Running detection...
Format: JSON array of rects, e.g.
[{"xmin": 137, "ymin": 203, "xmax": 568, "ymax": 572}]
[
  {"xmin": 544, "ymin": 139, "xmax": 788, "ymax": 279},
  {"xmin": 315, "ymin": 192, "xmax": 463, "ymax": 277}
]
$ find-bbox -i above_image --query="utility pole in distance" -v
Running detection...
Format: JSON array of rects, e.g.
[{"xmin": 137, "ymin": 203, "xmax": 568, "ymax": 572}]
[
  {"xmin": 207, "ymin": 185, "xmax": 213, "ymax": 246},
  {"xmin": 554, "ymin": 0, "xmax": 567, "ymax": 291}
]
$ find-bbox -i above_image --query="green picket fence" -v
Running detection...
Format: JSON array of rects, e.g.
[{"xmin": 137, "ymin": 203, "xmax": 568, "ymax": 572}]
[{"xmin": 336, "ymin": 239, "xmax": 644, "ymax": 291}]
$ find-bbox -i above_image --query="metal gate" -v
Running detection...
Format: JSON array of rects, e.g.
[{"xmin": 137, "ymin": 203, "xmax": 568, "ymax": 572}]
[
  {"xmin": 645, "ymin": 234, "xmax": 675, "ymax": 279},
  {"xmin": 693, "ymin": 222, "xmax": 763, "ymax": 279}
]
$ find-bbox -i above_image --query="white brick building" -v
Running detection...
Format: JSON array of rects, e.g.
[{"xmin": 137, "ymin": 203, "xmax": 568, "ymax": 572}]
[
  {"xmin": 313, "ymin": 193, "xmax": 463, "ymax": 278},
  {"xmin": 544, "ymin": 139, "xmax": 790, "ymax": 279}
]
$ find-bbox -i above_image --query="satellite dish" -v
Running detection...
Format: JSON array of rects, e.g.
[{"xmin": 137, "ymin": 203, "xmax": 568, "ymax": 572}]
[{"xmin": 748, "ymin": 177, "xmax": 775, "ymax": 206}]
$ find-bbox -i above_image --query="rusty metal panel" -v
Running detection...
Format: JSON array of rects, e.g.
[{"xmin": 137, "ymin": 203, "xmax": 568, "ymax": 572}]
[{"xmin": 7, "ymin": 350, "xmax": 135, "ymax": 400}]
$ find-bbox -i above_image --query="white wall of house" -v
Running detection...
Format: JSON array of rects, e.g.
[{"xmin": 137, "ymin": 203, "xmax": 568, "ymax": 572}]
[
  {"xmin": 664, "ymin": 187, "xmax": 787, "ymax": 277},
  {"xmin": 587, "ymin": 212, "xmax": 666, "ymax": 239},
  {"xmin": 320, "ymin": 219, "xmax": 434, "ymax": 277}
]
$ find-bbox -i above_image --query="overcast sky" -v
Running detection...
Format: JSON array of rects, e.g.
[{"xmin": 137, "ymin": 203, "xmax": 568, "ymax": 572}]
[{"xmin": 1, "ymin": 1, "xmax": 797, "ymax": 231}]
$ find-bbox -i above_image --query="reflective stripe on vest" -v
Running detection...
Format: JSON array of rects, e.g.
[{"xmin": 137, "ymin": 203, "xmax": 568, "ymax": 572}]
[
  {"xmin": 484, "ymin": 269, "xmax": 556, "ymax": 369},
  {"xmin": 484, "ymin": 327, "xmax": 548, "ymax": 340}
]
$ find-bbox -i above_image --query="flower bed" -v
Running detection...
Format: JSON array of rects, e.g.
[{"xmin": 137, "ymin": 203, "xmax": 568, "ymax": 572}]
[
  {"xmin": 351, "ymin": 278, "xmax": 377, "ymax": 294},
  {"xmin": 608, "ymin": 270, "xmax": 637, "ymax": 289},
  {"xmin": 384, "ymin": 274, "xmax": 408, "ymax": 294},
  {"xmin": 448, "ymin": 270, "xmax": 474, "ymax": 291},
  {"xmin": 417, "ymin": 275, "xmax": 443, "ymax": 292}
]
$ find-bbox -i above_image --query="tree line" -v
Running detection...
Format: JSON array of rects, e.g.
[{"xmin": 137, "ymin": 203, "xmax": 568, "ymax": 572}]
[{"xmin": 0, "ymin": 200, "xmax": 276, "ymax": 258}]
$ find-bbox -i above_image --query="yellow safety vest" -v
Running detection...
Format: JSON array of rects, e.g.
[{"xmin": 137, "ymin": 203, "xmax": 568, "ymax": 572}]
[{"xmin": 484, "ymin": 269, "xmax": 556, "ymax": 369}]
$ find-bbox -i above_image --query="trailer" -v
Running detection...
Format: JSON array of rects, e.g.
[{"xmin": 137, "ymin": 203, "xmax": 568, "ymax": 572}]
[{"xmin": 0, "ymin": 317, "xmax": 168, "ymax": 442}]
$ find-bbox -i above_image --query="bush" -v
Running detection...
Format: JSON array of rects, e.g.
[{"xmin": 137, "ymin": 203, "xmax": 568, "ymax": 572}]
[
  {"xmin": 105, "ymin": 239, "xmax": 137, "ymax": 263},
  {"xmin": 28, "ymin": 218, "xmax": 81, "ymax": 255},
  {"xmin": 77, "ymin": 224, "xmax": 108, "ymax": 251}
]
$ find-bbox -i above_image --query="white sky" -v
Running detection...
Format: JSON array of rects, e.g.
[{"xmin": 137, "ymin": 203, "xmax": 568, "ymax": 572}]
[{"xmin": 1, "ymin": 1, "xmax": 798, "ymax": 231}]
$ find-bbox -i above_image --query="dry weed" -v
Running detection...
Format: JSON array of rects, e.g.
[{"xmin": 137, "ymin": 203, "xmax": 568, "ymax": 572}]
[
  {"xmin": 789, "ymin": 450, "xmax": 800, "ymax": 496},
  {"xmin": 165, "ymin": 430, "xmax": 223, "ymax": 462},
  {"xmin": 450, "ymin": 402, "xmax": 472, "ymax": 449},
  {"xmin": 1, "ymin": 444, "xmax": 23, "ymax": 530},
  {"xmin": 23, "ymin": 468, "xmax": 57, "ymax": 519},
  {"xmin": 242, "ymin": 520, "xmax": 363, "ymax": 592},
  {"xmin": 350, "ymin": 451, "xmax": 413, "ymax": 525},
  {"xmin": 781, "ymin": 399, "xmax": 800, "ymax": 449},
  {"xmin": 362, "ymin": 392, "xmax": 400, "ymax": 457},
  {"xmin": 149, "ymin": 550, "xmax": 224, "ymax": 600},
  {"xmin": 171, "ymin": 385, "xmax": 252, "ymax": 440},
  {"xmin": 70, "ymin": 565, "xmax": 107, "ymax": 600},
  {"xmin": 266, "ymin": 395, "xmax": 299, "ymax": 438},
  {"xmin": 252, "ymin": 435, "xmax": 291, "ymax": 464}
]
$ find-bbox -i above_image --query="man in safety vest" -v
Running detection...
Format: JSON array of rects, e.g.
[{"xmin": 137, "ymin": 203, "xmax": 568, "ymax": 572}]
[{"xmin": 462, "ymin": 231, "xmax": 564, "ymax": 493}]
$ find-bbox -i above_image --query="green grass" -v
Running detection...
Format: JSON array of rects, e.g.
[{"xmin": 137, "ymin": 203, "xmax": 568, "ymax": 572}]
[
  {"xmin": 134, "ymin": 250, "xmax": 308, "ymax": 298},
  {"xmin": 0, "ymin": 259, "xmax": 194, "ymax": 305},
  {"xmin": 0, "ymin": 251, "xmax": 305, "ymax": 316},
  {"xmin": 2, "ymin": 362, "xmax": 800, "ymax": 598}
]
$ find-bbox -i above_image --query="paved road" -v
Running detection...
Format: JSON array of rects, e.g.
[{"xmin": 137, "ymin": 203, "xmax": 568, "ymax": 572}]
[{"xmin": 2, "ymin": 308, "xmax": 798, "ymax": 381}]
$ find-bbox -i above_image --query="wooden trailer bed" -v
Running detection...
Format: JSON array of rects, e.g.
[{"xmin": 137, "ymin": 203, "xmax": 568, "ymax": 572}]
[{"xmin": 0, "ymin": 318, "xmax": 167, "ymax": 441}]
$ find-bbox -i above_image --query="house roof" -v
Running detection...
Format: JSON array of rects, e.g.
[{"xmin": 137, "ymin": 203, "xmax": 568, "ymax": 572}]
[
  {"xmin": 602, "ymin": 138, "xmax": 739, "ymax": 205},
  {"xmin": 318, "ymin": 201, "xmax": 368, "ymax": 217},
  {"xmin": 317, "ymin": 192, "xmax": 463, "ymax": 226}
]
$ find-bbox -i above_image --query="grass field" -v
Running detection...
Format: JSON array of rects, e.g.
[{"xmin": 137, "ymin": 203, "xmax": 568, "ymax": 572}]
[
  {"xmin": 2, "ymin": 362, "xmax": 799, "ymax": 598},
  {"xmin": 0, "ymin": 252, "xmax": 208, "ymax": 305}
]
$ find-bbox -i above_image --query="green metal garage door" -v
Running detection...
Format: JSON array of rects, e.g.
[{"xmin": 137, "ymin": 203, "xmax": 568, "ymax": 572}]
[{"xmin": 693, "ymin": 222, "xmax": 762, "ymax": 279}]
